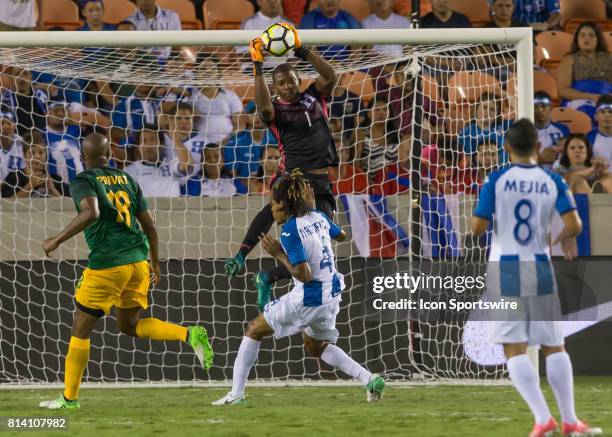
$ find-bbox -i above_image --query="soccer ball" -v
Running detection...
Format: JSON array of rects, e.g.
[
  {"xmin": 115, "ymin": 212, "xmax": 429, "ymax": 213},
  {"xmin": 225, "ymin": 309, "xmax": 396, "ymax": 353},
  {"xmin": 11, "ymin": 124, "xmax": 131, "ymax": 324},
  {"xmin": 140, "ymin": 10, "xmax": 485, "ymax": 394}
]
[{"xmin": 261, "ymin": 23, "xmax": 296, "ymax": 57}]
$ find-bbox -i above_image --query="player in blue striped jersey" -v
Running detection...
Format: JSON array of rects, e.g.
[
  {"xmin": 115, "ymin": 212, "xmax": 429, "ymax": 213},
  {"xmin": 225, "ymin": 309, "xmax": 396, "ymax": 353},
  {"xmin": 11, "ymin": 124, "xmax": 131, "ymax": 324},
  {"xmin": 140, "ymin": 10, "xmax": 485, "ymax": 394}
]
[
  {"xmin": 213, "ymin": 170, "xmax": 384, "ymax": 406},
  {"xmin": 472, "ymin": 119, "xmax": 601, "ymax": 437}
]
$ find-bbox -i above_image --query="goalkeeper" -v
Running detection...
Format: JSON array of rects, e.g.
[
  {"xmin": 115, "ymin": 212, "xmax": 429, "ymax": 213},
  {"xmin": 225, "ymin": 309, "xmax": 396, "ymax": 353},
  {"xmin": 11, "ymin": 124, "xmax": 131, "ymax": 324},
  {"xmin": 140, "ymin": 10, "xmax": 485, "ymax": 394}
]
[
  {"xmin": 225, "ymin": 24, "xmax": 340, "ymax": 309},
  {"xmin": 39, "ymin": 133, "xmax": 213, "ymax": 410}
]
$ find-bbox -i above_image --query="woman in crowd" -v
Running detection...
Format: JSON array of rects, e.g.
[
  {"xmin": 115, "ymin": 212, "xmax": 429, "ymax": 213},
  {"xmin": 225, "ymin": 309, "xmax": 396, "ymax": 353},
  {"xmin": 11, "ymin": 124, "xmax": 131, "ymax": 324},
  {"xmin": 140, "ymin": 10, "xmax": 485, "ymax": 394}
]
[
  {"xmin": 249, "ymin": 145, "xmax": 280, "ymax": 195},
  {"xmin": 558, "ymin": 22, "xmax": 612, "ymax": 119}
]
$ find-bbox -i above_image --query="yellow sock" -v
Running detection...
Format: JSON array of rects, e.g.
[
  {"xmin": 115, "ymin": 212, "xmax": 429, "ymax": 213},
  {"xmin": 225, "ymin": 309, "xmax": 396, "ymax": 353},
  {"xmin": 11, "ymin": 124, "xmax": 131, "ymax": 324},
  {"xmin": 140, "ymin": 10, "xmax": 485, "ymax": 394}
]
[
  {"xmin": 135, "ymin": 318, "xmax": 188, "ymax": 342},
  {"xmin": 63, "ymin": 336, "xmax": 90, "ymax": 401}
]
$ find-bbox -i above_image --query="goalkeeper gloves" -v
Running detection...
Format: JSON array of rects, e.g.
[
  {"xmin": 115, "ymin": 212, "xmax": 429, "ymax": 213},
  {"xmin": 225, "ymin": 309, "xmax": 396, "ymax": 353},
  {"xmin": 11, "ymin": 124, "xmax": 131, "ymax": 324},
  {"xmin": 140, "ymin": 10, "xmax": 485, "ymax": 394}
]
[
  {"xmin": 224, "ymin": 253, "xmax": 245, "ymax": 278},
  {"xmin": 249, "ymin": 37, "xmax": 265, "ymax": 76},
  {"xmin": 280, "ymin": 22, "xmax": 310, "ymax": 61}
]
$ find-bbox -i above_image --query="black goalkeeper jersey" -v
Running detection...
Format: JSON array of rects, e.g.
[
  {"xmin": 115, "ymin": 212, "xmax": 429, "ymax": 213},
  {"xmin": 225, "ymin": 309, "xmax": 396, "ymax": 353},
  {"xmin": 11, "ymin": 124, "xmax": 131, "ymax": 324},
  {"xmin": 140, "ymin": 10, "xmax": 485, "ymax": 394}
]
[{"xmin": 266, "ymin": 84, "xmax": 339, "ymax": 173}]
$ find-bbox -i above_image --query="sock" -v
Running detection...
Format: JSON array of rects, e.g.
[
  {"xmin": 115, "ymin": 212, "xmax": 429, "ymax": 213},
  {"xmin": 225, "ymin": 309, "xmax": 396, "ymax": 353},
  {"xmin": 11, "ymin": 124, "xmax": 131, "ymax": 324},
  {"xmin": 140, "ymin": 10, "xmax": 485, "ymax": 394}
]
[
  {"xmin": 546, "ymin": 351, "xmax": 578, "ymax": 424},
  {"xmin": 320, "ymin": 344, "xmax": 372, "ymax": 385},
  {"xmin": 230, "ymin": 336, "xmax": 261, "ymax": 398},
  {"xmin": 507, "ymin": 354, "xmax": 552, "ymax": 425},
  {"xmin": 135, "ymin": 318, "xmax": 188, "ymax": 341},
  {"xmin": 266, "ymin": 265, "xmax": 291, "ymax": 284},
  {"xmin": 238, "ymin": 203, "xmax": 274, "ymax": 259},
  {"xmin": 63, "ymin": 336, "xmax": 90, "ymax": 401}
]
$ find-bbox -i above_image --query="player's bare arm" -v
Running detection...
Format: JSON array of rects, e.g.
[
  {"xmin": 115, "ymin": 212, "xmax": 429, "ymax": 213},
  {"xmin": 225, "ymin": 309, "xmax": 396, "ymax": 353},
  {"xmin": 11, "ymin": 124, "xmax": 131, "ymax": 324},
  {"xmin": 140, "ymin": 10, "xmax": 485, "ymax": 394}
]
[
  {"xmin": 470, "ymin": 216, "xmax": 490, "ymax": 237},
  {"xmin": 553, "ymin": 210, "xmax": 583, "ymax": 260},
  {"xmin": 42, "ymin": 196, "xmax": 100, "ymax": 256},
  {"xmin": 137, "ymin": 209, "xmax": 160, "ymax": 286},
  {"xmin": 259, "ymin": 233, "xmax": 312, "ymax": 283},
  {"xmin": 250, "ymin": 37, "xmax": 274, "ymax": 123}
]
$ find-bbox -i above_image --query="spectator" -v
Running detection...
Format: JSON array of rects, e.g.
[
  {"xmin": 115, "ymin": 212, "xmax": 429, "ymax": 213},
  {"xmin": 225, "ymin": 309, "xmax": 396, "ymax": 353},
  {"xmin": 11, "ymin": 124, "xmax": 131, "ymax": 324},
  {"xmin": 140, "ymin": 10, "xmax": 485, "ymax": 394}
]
[
  {"xmin": 371, "ymin": 136, "xmax": 411, "ymax": 195},
  {"xmin": 32, "ymin": 71, "xmax": 87, "ymax": 105},
  {"xmin": 558, "ymin": 22, "xmax": 612, "ymax": 119},
  {"xmin": 553, "ymin": 133, "xmax": 611, "ymax": 193},
  {"xmin": 1, "ymin": 68, "xmax": 48, "ymax": 137},
  {"xmin": 186, "ymin": 144, "xmax": 248, "ymax": 197},
  {"xmin": 168, "ymin": 56, "xmax": 243, "ymax": 145},
  {"xmin": 124, "ymin": 127, "xmax": 191, "ymax": 197},
  {"xmin": 332, "ymin": 139, "xmax": 369, "ymax": 194},
  {"xmin": 224, "ymin": 103, "xmax": 277, "ymax": 181},
  {"xmin": 299, "ymin": 0, "xmax": 361, "ymax": 60},
  {"xmin": 242, "ymin": 0, "xmax": 288, "ymax": 29},
  {"xmin": 374, "ymin": 62, "xmax": 438, "ymax": 139},
  {"xmin": 458, "ymin": 92, "xmax": 511, "ymax": 164},
  {"xmin": 0, "ymin": 0, "xmax": 41, "ymax": 31},
  {"xmin": 45, "ymin": 101, "xmax": 84, "ymax": 184},
  {"xmin": 329, "ymin": 84, "xmax": 363, "ymax": 138},
  {"xmin": 1, "ymin": 132, "xmax": 64, "ymax": 198},
  {"xmin": 111, "ymin": 75, "xmax": 159, "ymax": 149},
  {"xmin": 356, "ymin": 97, "xmax": 410, "ymax": 177},
  {"xmin": 282, "ymin": 0, "xmax": 306, "ymax": 24},
  {"xmin": 421, "ymin": 0, "xmax": 472, "ymax": 28},
  {"xmin": 361, "ymin": 0, "xmax": 412, "ymax": 57},
  {"xmin": 534, "ymin": 91, "xmax": 569, "ymax": 169},
  {"xmin": 431, "ymin": 145, "xmax": 474, "ymax": 194},
  {"xmin": 0, "ymin": 111, "xmax": 25, "ymax": 184},
  {"xmin": 587, "ymin": 95, "xmax": 612, "ymax": 173},
  {"xmin": 165, "ymin": 102, "xmax": 207, "ymax": 173},
  {"xmin": 127, "ymin": 0, "xmax": 182, "ymax": 59},
  {"xmin": 78, "ymin": 0, "xmax": 117, "ymax": 31},
  {"xmin": 249, "ymin": 145, "xmax": 281, "ymax": 194},
  {"xmin": 484, "ymin": 0, "xmax": 527, "ymax": 28},
  {"xmin": 471, "ymin": 139, "xmax": 499, "ymax": 188},
  {"xmin": 512, "ymin": 0, "xmax": 560, "ymax": 31}
]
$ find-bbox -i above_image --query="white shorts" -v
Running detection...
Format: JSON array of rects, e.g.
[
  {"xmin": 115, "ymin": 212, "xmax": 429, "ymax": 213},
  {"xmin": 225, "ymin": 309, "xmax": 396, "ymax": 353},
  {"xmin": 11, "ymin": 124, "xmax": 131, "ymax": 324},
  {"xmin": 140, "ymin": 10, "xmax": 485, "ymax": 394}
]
[
  {"xmin": 488, "ymin": 294, "xmax": 564, "ymax": 347},
  {"xmin": 263, "ymin": 293, "xmax": 341, "ymax": 344}
]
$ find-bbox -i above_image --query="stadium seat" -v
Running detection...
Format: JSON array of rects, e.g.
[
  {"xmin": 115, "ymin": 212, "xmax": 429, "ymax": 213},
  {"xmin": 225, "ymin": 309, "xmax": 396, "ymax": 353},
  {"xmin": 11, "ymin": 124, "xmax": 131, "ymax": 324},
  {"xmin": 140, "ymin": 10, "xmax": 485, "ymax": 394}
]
[
  {"xmin": 157, "ymin": 0, "xmax": 202, "ymax": 29},
  {"xmin": 550, "ymin": 107, "xmax": 593, "ymax": 134},
  {"xmin": 203, "ymin": 0, "xmax": 255, "ymax": 30},
  {"xmin": 103, "ymin": 0, "xmax": 136, "ymax": 24},
  {"xmin": 341, "ymin": 71, "xmax": 375, "ymax": 103},
  {"xmin": 449, "ymin": 0, "xmax": 491, "ymax": 26},
  {"xmin": 42, "ymin": 0, "xmax": 81, "ymax": 30},
  {"xmin": 228, "ymin": 84, "xmax": 255, "ymax": 103},
  {"xmin": 560, "ymin": 0, "xmax": 608, "ymax": 34},
  {"xmin": 535, "ymin": 31, "xmax": 573, "ymax": 63},
  {"xmin": 447, "ymin": 71, "xmax": 501, "ymax": 102},
  {"xmin": 308, "ymin": 0, "xmax": 372, "ymax": 21},
  {"xmin": 393, "ymin": 0, "xmax": 432, "ymax": 17},
  {"xmin": 533, "ymin": 70, "xmax": 559, "ymax": 100}
]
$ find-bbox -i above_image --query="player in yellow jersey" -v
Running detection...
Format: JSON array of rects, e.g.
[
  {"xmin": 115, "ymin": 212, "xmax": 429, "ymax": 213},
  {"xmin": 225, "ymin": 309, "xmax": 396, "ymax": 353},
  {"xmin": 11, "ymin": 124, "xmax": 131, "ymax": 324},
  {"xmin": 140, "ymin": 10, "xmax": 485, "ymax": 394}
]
[{"xmin": 38, "ymin": 133, "xmax": 213, "ymax": 410}]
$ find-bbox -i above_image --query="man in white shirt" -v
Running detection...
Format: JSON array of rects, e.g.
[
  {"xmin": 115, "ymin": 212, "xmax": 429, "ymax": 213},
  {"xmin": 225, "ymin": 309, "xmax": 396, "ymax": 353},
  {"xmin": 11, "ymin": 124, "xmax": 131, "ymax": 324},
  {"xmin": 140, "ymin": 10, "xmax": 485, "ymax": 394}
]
[
  {"xmin": 0, "ymin": 0, "xmax": 42, "ymax": 31},
  {"xmin": 127, "ymin": 0, "xmax": 182, "ymax": 59},
  {"xmin": 588, "ymin": 95, "xmax": 612, "ymax": 173},
  {"xmin": 534, "ymin": 91, "xmax": 569, "ymax": 170},
  {"xmin": 0, "ymin": 112, "xmax": 25, "ymax": 183},
  {"xmin": 125, "ymin": 126, "xmax": 192, "ymax": 197},
  {"xmin": 361, "ymin": 0, "xmax": 411, "ymax": 57}
]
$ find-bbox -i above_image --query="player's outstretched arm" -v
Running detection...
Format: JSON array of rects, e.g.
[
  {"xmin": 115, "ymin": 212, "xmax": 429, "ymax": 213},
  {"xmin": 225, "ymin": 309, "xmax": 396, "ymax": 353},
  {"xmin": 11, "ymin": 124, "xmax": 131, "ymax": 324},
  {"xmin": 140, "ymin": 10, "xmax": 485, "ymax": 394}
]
[
  {"xmin": 250, "ymin": 38, "xmax": 274, "ymax": 124},
  {"xmin": 42, "ymin": 196, "xmax": 99, "ymax": 256},
  {"xmin": 285, "ymin": 23, "xmax": 338, "ymax": 96},
  {"xmin": 259, "ymin": 233, "xmax": 312, "ymax": 283},
  {"xmin": 137, "ymin": 209, "xmax": 161, "ymax": 286}
]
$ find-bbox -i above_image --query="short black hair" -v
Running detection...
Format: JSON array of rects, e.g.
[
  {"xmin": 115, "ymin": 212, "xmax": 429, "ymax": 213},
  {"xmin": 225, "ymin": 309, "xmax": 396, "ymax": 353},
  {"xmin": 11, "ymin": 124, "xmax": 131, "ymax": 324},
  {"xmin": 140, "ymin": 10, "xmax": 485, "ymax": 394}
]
[
  {"xmin": 534, "ymin": 90, "xmax": 552, "ymax": 102},
  {"xmin": 597, "ymin": 94, "xmax": 612, "ymax": 107},
  {"xmin": 272, "ymin": 63, "xmax": 299, "ymax": 83},
  {"xmin": 505, "ymin": 118, "xmax": 538, "ymax": 156}
]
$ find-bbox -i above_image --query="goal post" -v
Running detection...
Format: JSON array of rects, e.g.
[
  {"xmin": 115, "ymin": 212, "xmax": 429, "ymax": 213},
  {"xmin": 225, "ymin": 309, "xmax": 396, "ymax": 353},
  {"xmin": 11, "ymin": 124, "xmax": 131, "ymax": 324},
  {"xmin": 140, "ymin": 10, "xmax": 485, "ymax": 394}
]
[{"xmin": 0, "ymin": 28, "xmax": 535, "ymax": 386}]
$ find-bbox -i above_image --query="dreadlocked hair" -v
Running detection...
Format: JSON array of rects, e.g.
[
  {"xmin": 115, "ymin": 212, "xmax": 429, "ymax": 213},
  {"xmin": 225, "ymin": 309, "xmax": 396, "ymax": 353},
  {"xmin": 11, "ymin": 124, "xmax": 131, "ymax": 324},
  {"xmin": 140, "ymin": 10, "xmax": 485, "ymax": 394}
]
[{"xmin": 272, "ymin": 169, "xmax": 312, "ymax": 219}]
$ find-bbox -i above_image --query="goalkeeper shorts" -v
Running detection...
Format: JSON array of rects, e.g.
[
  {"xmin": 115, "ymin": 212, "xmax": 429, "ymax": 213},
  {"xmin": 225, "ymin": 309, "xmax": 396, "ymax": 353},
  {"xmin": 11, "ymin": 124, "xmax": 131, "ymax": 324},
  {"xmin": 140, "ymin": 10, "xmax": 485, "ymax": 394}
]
[{"xmin": 75, "ymin": 260, "xmax": 150, "ymax": 316}]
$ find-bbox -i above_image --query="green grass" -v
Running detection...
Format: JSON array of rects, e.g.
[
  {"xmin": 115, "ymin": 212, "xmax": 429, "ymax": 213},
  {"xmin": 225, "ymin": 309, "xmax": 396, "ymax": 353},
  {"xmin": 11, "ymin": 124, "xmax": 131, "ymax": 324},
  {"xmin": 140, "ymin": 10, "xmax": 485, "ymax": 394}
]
[{"xmin": 1, "ymin": 377, "xmax": 610, "ymax": 437}]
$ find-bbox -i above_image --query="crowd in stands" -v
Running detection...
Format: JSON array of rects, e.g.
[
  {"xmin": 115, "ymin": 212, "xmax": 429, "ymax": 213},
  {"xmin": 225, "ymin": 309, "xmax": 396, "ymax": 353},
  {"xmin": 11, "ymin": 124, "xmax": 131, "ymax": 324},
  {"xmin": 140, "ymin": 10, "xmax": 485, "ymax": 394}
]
[{"xmin": 0, "ymin": 0, "xmax": 610, "ymax": 199}]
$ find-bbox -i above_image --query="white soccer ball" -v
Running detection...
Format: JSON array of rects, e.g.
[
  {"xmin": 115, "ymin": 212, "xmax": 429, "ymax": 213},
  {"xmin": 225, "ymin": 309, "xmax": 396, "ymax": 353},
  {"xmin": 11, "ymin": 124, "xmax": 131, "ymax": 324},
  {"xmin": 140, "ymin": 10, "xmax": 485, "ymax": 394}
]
[{"xmin": 261, "ymin": 23, "xmax": 296, "ymax": 57}]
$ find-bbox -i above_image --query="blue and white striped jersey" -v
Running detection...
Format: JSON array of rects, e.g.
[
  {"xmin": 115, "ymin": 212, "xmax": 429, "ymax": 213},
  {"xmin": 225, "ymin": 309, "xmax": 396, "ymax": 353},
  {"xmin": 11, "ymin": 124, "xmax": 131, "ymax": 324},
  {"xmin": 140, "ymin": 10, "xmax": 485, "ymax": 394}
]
[
  {"xmin": 280, "ymin": 210, "xmax": 345, "ymax": 307},
  {"xmin": 475, "ymin": 164, "xmax": 575, "ymax": 262},
  {"xmin": 45, "ymin": 125, "xmax": 84, "ymax": 183},
  {"xmin": 588, "ymin": 129, "xmax": 612, "ymax": 172}
]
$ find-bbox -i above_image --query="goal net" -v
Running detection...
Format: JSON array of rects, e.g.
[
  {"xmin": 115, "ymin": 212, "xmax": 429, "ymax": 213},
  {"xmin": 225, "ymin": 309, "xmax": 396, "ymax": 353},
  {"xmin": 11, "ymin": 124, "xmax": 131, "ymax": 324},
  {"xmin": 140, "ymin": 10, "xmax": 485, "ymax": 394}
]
[{"xmin": 0, "ymin": 29, "xmax": 531, "ymax": 385}]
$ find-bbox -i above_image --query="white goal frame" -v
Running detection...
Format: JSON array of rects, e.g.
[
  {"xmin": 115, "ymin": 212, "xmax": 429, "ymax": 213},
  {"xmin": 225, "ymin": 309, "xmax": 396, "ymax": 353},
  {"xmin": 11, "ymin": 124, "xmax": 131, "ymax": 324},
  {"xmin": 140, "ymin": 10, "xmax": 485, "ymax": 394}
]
[{"xmin": 0, "ymin": 28, "xmax": 535, "ymax": 388}]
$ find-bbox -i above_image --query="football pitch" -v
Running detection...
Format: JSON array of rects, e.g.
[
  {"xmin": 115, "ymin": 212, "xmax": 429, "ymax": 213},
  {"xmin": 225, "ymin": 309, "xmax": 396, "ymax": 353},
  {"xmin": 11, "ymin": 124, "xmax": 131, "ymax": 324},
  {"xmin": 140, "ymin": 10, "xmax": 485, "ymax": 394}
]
[{"xmin": 1, "ymin": 377, "xmax": 610, "ymax": 437}]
